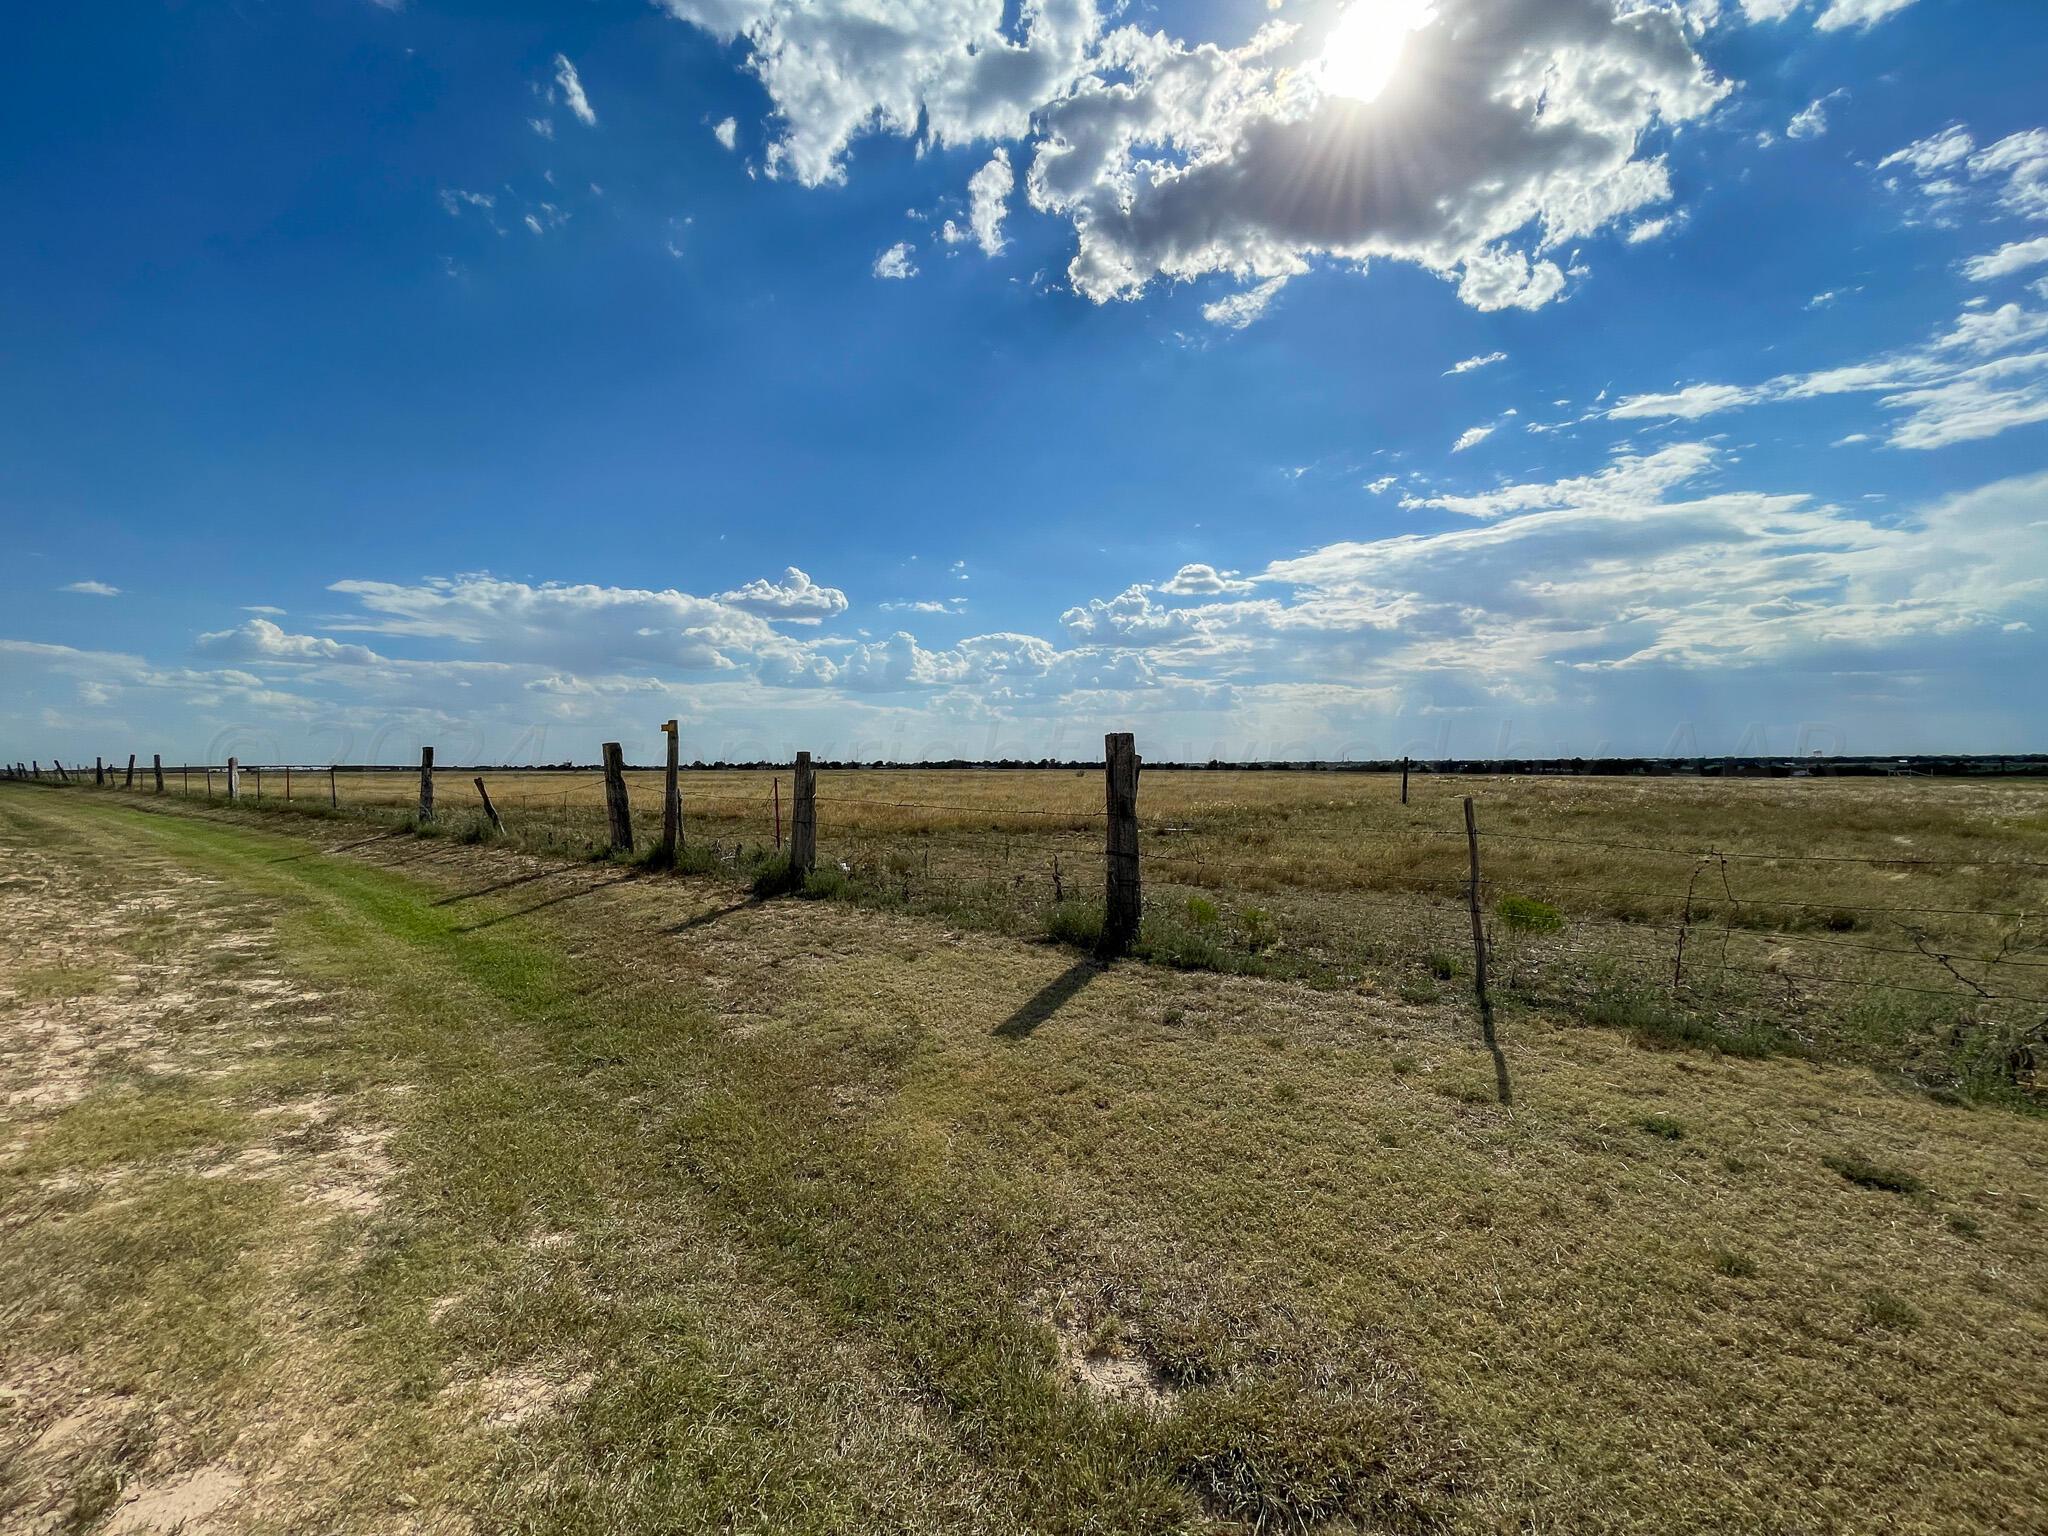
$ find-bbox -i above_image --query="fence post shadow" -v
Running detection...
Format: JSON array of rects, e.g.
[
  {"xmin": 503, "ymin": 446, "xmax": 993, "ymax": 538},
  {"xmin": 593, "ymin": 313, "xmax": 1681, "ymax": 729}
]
[{"xmin": 994, "ymin": 959, "xmax": 1102, "ymax": 1039}]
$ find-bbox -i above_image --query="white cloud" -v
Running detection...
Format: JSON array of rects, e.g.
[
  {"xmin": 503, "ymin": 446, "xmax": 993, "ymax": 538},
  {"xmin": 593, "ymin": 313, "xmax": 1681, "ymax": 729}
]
[
  {"xmin": 1625, "ymin": 216, "xmax": 1672, "ymax": 244},
  {"xmin": 1451, "ymin": 424, "xmax": 1494, "ymax": 453},
  {"xmin": 874, "ymin": 242, "xmax": 918, "ymax": 279},
  {"xmin": 1202, "ymin": 276, "xmax": 1287, "ymax": 330},
  {"xmin": 879, "ymin": 598, "xmax": 965, "ymax": 614},
  {"xmin": 1786, "ymin": 98, "xmax": 1830, "ymax": 140},
  {"xmin": 1366, "ymin": 475, "xmax": 1398, "ymax": 495},
  {"xmin": 967, "ymin": 148, "xmax": 1013, "ymax": 255},
  {"xmin": 61, "ymin": 581, "xmax": 120, "ymax": 597},
  {"xmin": 1609, "ymin": 382, "xmax": 1763, "ymax": 420},
  {"xmin": 713, "ymin": 116, "xmax": 738, "ymax": 151},
  {"xmin": 654, "ymin": 0, "xmax": 1726, "ymax": 314},
  {"xmin": 1740, "ymin": 0, "xmax": 1917, "ymax": 30},
  {"xmin": 1159, "ymin": 564, "xmax": 1254, "ymax": 596},
  {"xmin": 196, "ymin": 619, "xmax": 384, "ymax": 666},
  {"xmin": 529, "ymin": 117, "xmax": 555, "ymax": 140},
  {"xmin": 1965, "ymin": 237, "xmax": 2048, "ymax": 282},
  {"xmin": 439, "ymin": 189, "xmax": 495, "ymax": 216},
  {"xmin": 1596, "ymin": 301, "xmax": 2048, "ymax": 448},
  {"xmin": 1405, "ymin": 441, "xmax": 1719, "ymax": 520},
  {"xmin": 1884, "ymin": 125, "xmax": 2048, "ymax": 223},
  {"xmin": 554, "ymin": 55, "xmax": 597, "ymax": 127},
  {"xmin": 715, "ymin": 567, "xmax": 850, "ymax": 624},
  {"xmin": 1444, "ymin": 351, "xmax": 1507, "ymax": 376}
]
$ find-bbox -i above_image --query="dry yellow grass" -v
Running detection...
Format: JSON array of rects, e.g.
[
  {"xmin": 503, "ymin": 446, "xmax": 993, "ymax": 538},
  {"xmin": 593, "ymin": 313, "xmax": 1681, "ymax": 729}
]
[{"xmin": 159, "ymin": 765, "xmax": 2048, "ymax": 1099}]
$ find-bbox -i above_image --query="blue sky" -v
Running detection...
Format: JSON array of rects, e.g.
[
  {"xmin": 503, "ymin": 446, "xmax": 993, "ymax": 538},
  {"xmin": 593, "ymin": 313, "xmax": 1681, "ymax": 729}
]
[{"xmin": 4, "ymin": 0, "xmax": 2047, "ymax": 766}]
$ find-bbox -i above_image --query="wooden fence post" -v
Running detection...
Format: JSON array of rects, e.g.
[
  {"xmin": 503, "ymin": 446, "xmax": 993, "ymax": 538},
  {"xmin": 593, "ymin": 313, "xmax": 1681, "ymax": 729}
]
[
  {"xmin": 417, "ymin": 747, "xmax": 434, "ymax": 822},
  {"xmin": 226, "ymin": 757, "xmax": 240, "ymax": 801},
  {"xmin": 95, "ymin": 757, "xmax": 104, "ymax": 786},
  {"xmin": 773, "ymin": 777, "xmax": 782, "ymax": 849},
  {"xmin": 602, "ymin": 742, "xmax": 633, "ymax": 854},
  {"xmin": 1463, "ymin": 796, "xmax": 1512, "ymax": 1106},
  {"xmin": 660, "ymin": 719, "xmax": 682, "ymax": 862},
  {"xmin": 125, "ymin": 754, "xmax": 136, "ymax": 789},
  {"xmin": 284, "ymin": 766, "xmax": 292, "ymax": 801},
  {"xmin": 329, "ymin": 767, "xmax": 337, "ymax": 809},
  {"xmin": 153, "ymin": 754, "xmax": 164, "ymax": 793},
  {"xmin": 1100, "ymin": 732, "xmax": 1141, "ymax": 957},
  {"xmin": 1401, "ymin": 756, "xmax": 1410, "ymax": 805},
  {"xmin": 56, "ymin": 760, "xmax": 70, "ymax": 782},
  {"xmin": 474, "ymin": 777, "xmax": 505, "ymax": 834},
  {"xmin": 788, "ymin": 752, "xmax": 816, "ymax": 878}
]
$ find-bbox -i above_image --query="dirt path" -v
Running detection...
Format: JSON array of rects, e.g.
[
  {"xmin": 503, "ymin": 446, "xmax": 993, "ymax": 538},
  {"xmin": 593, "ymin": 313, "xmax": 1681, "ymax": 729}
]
[{"xmin": 0, "ymin": 801, "xmax": 409, "ymax": 1534}]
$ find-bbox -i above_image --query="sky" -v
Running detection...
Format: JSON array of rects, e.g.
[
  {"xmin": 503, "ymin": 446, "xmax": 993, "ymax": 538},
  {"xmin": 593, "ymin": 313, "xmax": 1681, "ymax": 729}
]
[{"xmin": 4, "ymin": 0, "xmax": 2047, "ymax": 767}]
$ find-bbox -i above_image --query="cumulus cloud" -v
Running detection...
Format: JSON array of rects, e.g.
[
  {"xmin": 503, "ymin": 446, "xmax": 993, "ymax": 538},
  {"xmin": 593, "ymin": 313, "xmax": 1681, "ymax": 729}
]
[
  {"xmin": 654, "ymin": 0, "xmax": 1727, "ymax": 314},
  {"xmin": 61, "ymin": 581, "xmax": 120, "ymax": 597},
  {"xmin": 966, "ymin": 147, "xmax": 1013, "ymax": 255},
  {"xmin": 874, "ymin": 242, "xmax": 918, "ymax": 279},
  {"xmin": 554, "ymin": 55, "xmax": 597, "ymax": 127},
  {"xmin": 1159, "ymin": 563, "xmax": 1254, "ymax": 596},
  {"xmin": 196, "ymin": 619, "xmax": 384, "ymax": 666},
  {"xmin": 713, "ymin": 116, "xmax": 738, "ymax": 151},
  {"xmin": 1451, "ymin": 424, "xmax": 1494, "ymax": 452},
  {"xmin": 715, "ymin": 567, "xmax": 850, "ymax": 623}
]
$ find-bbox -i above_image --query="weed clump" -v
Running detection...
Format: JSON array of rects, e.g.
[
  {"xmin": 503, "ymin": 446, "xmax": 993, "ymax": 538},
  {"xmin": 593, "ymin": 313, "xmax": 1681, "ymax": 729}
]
[
  {"xmin": 1639, "ymin": 1114, "xmax": 1686, "ymax": 1140},
  {"xmin": 1043, "ymin": 900, "xmax": 1105, "ymax": 951},
  {"xmin": 1497, "ymin": 894, "xmax": 1566, "ymax": 934},
  {"xmin": 1712, "ymin": 1248, "xmax": 1759, "ymax": 1279}
]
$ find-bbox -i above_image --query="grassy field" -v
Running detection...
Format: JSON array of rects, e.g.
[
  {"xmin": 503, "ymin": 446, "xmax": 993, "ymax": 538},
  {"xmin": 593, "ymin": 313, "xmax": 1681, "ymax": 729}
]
[
  {"xmin": 131, "ymin": 765, "xmax": 2048, "ymax": 1104},
  {"xmin": 1, "ymin": 785, "xmax": 2046, "ymax": 1533}
]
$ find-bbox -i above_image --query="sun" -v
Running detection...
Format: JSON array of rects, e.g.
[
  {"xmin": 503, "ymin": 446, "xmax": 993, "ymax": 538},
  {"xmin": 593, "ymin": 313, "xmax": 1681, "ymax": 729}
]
[{"xmin": 1317, "ymin": 0, "xmax": 1437, "ymax": 103}]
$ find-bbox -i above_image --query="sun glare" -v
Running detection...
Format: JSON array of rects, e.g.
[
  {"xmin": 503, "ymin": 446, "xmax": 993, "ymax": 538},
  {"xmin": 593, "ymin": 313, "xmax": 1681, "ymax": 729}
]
[{"xmin": 1317, "ymin": 0, "xmax": 1436, "ymax": 103}]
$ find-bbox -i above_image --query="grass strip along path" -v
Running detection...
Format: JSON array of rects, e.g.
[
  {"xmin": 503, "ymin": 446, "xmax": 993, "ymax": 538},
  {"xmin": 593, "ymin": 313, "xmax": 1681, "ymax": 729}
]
[{"xmin": 2, "ymin": 787, "xmax": 2045, "ymax": 1534}]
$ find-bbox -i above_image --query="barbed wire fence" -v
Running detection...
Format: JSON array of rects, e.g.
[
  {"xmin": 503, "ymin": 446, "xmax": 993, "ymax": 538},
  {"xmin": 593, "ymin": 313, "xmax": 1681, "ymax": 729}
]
[{"xmin": 8, "ymin": 736, "xmax": 2045, "ymax": 1107}]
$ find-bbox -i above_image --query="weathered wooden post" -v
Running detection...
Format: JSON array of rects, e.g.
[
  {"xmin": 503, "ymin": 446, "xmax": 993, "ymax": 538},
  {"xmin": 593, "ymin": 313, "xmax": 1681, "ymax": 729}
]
[
  {"xmin": 773, "ymin": 777, "xmax": 782, "ymax": 849},
  {"xmin": 417, "ymin": 747, "xmax": 434, "ymax": 822},
  {"xmin": 32, "ymin": 761, "xmax": 40, "ymax": 779},
  {"xmin": 95, "ymin": 756, "xmax": 105, "ymax": 786},
  {"xmin": 153, "ymin": 754, "xmax": 164, "ymax": 793},
  {"xmin": 601, "ymin": 743, "xmax": 633, "ymax": 854},
  {"xmin": 1401, "ymin": 755, "xmax": 1410, "ymax": 805},
  {"xmin": 659, "ymin": 719, "xmax": 682, "ymax": 863},
  {"xmin": 1463, "ymin": 796, "xmax": 1511, "ymax": 1106},
  {"xmin": 788, "ymin": 751, "xmax": 816, "ymax": 878},
  {"xmin": 55, "ymin": 760, "xmax": 70, "ymax": 782},
  {"xmin": 226, "ymin": 756, "xmax": 240, "ymax": 801},
  {"xmin": 329, "ymin": 766, "xmax": 337, "ymax": 809},
  {"xmin": 125, "ymin": 754, "xmax": 136, "ymax": 789},
  {"xmin": 205, "ymin": 768, "xmax": 213, "ymax": 799},
  {"xmin": 284, "ymin": 765, "xmax": 292, "ymax": 801},
  {"xmin": 474, "ymin": 777, "xmax": 505, "ymax": 834},
  {"xmin": 1100, "ymin": 732, "xmax": 1141, "ymax": 957}
]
